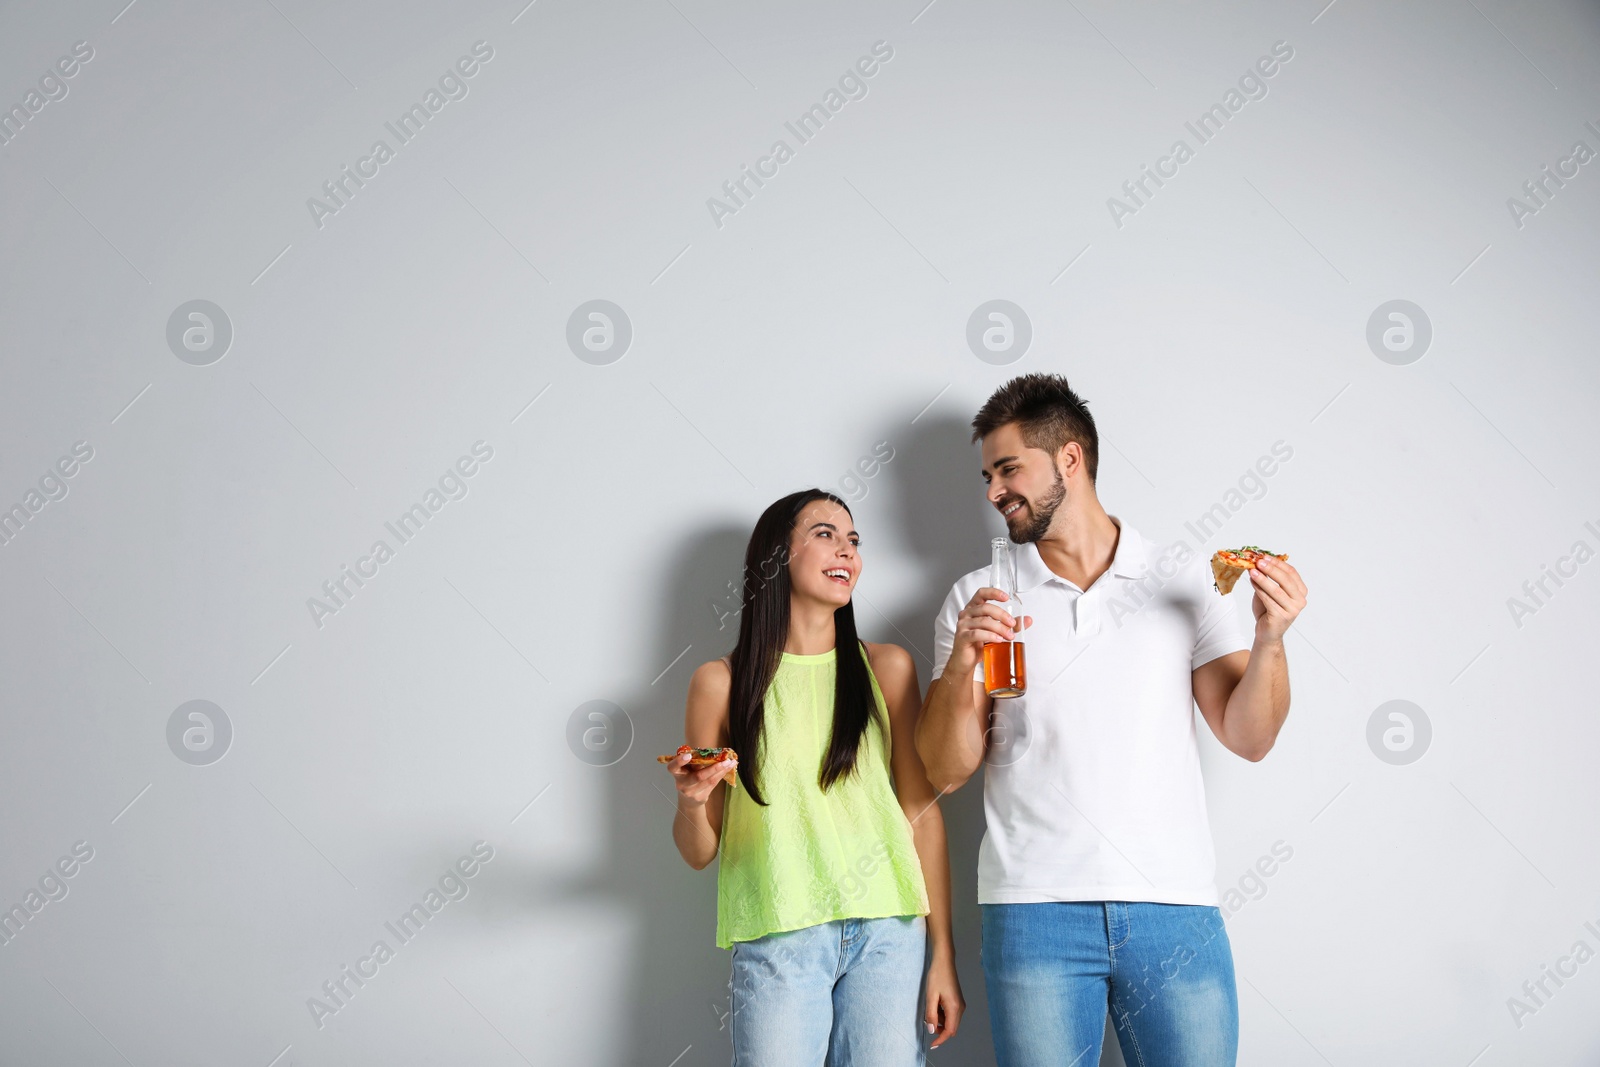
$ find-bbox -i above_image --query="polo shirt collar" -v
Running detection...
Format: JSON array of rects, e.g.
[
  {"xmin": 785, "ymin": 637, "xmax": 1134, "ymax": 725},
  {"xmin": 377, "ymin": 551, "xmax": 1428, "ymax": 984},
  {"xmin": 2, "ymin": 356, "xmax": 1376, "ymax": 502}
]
[{"xmin": 1012, "ymin": 515, "xmax": 1147, "ymax": 593}]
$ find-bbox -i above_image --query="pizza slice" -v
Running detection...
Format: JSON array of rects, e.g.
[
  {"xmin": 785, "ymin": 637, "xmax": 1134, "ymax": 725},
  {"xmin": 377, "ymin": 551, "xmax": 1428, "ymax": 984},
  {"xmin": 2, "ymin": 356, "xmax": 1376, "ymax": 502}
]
[
  {"xmin": 1211, "ymin": 545, "xmax": 1288, "ymax": 594},
  {"xmin": 656, "ymin": 744, "xmax": 739, "ymax": 768}
]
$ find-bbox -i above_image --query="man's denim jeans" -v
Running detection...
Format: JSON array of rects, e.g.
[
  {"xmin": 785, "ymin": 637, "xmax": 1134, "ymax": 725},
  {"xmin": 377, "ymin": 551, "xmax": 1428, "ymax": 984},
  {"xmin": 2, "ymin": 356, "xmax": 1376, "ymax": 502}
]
[{"xmin": 983, "ymin": 901, "xmax": 1238, "ymax": 1067}]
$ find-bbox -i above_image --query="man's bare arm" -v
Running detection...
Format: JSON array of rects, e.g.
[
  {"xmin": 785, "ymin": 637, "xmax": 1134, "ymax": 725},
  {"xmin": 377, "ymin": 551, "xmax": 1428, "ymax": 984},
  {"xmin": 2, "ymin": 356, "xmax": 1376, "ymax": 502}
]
[
  {"xmin": 915, "ymin": 586, "xmax": 1026, "ymax": 793},
  {"xmin": 915, "ymin": 669, "xmax": 990, "ymax": 793},
  {"xmin": 1193, "ymin": 555, "xmax": 1306, "ymax": 762},
  {"xmin": 1193, "ymin": 645, "xmax": 1287, "ymax": 762}
]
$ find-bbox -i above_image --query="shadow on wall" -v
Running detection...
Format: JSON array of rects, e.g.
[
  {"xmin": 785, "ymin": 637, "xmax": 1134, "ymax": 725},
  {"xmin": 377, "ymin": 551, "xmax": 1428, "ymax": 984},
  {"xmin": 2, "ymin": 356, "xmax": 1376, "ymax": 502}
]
[
  {"xmin": 552, "ymin": 408, "xmax": 1126, "ymax": 1066},
  {"xmin": 875, "ymin": 411, "xmax": 1001, "ymax": 1067},
  {"xmin": 870, "ymin": 410, "xmax": 1125, "ymax": 1067},
  {"xmin": 544, "ymin": 522, "xmax": 756, "ymax": 1067}
]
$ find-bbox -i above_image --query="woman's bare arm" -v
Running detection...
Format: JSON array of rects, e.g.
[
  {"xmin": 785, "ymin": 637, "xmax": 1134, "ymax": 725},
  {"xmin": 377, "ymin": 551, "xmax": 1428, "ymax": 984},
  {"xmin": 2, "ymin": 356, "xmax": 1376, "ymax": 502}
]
[
  {"xmin": 871, "ymin": 642, "xmax": 965, "ymax": 1047},
  {"xmin": 669, "ymin": 659, "xmax": 736, "ymax": 870}
]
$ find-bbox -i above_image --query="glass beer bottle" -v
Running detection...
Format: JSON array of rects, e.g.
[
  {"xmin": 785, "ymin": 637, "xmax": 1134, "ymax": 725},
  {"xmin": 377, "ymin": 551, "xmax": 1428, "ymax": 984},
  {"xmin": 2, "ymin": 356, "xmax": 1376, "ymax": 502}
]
[{"xmin": 982, "ymin": 537, "xmax": 1027, "ymax": 698}]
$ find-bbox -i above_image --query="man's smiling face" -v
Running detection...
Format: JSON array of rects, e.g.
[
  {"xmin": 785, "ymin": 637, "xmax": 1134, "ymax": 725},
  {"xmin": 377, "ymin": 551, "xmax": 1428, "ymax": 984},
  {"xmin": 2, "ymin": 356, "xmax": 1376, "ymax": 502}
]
[{"xmin": 981, "ymin": 421, "xmax": 1067, "ymax": 544}]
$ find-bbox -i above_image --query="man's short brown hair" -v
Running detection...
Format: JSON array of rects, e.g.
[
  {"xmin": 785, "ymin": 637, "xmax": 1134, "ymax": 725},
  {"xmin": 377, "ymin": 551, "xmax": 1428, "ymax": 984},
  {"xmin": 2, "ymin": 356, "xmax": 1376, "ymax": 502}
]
[{"xmin": 971, "ymin": 373, "xmax": 1099, "ymax": 484}]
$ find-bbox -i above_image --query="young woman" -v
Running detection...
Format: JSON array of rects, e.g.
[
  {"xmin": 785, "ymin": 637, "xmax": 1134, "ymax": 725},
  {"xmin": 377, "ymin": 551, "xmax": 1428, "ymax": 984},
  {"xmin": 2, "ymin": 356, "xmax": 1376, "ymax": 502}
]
[{"xmin": 667, "ymin": 489, "xmax": 963, "ymax": 1066}]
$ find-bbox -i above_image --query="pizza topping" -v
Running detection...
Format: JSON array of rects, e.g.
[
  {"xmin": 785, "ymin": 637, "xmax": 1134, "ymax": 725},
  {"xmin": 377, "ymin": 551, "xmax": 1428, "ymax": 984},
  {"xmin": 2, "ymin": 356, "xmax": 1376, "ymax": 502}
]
[
  {"xmin": 657, "ymin": 746, "xmax": 739, "ymax": 765},
  {"xmin": 1216, "ymin": 546, "xmax": 1285, "ymax": 565}
]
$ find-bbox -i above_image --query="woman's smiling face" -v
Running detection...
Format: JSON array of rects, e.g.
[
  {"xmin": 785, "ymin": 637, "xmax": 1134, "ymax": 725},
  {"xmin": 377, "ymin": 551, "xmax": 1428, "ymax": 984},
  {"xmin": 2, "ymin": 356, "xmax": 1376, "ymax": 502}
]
[{"xmin": 787, "ymin": 498, "xmax": 860, "ymax": 608}]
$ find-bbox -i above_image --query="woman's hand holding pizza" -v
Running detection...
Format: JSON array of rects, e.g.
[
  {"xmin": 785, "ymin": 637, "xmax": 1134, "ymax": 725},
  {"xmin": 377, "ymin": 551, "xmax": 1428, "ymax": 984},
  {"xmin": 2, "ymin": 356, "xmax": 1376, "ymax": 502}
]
[{"xmin": 665, "ymin": 747, "xmax": 738, "ymax": 806}]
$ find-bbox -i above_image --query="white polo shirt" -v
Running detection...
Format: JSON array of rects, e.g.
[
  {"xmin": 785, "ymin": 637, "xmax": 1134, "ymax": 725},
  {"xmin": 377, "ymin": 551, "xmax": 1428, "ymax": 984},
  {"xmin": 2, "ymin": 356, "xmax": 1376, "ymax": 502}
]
[{"xmin": 930, "ymin": 515, "xmax": 1252, "ymax": 906}]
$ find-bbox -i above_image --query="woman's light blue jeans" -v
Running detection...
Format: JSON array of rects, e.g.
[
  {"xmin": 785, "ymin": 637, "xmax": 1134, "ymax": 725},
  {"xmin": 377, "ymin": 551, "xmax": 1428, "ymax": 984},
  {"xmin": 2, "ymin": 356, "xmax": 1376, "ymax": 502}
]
[
  {"xmin": 982, "ymin": 901, "xmax": 1238, "ymax": 1067},
  {"xmin": 728, "ymin": 915, "xmax": 927, "ymax": 1067}
]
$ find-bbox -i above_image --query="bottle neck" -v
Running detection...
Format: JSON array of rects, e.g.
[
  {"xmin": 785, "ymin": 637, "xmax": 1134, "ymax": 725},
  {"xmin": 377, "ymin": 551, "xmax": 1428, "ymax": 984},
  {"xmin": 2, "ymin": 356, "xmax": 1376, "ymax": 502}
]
[{"xmin": 990, "ymin": 541, "xmax": 1012, "ymax": 593}]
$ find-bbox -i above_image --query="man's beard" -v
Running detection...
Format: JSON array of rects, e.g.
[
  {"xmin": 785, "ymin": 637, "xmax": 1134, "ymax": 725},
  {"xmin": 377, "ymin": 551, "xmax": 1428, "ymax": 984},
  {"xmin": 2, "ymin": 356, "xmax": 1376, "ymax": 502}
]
[{"xmin": 1008, "ymin": 466, "xmax": 1065, "ymax": 543}]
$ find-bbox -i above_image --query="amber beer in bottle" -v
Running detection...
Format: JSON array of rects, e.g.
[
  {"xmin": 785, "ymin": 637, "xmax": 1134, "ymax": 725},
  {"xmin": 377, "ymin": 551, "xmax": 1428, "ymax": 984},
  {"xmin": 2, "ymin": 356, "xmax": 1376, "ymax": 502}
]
[{"xmin": 982, "ymin": 537, "xmax": 1027, "ymax": 698}]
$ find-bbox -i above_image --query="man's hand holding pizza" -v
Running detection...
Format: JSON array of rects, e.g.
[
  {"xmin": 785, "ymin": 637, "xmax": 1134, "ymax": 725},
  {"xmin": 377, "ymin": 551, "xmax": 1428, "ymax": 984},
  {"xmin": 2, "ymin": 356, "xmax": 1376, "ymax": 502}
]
[{"xmin": 1247, "ymin": 555, "xmax": 1307, "ymax": 642}]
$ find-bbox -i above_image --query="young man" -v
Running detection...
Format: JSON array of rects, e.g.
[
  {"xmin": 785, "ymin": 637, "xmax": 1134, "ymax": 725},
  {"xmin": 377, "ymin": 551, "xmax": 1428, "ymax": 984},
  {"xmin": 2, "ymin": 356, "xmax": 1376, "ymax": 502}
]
[{"xmin": 915, "ymin": 373, "xmax": 1307, "ymax": 1067}]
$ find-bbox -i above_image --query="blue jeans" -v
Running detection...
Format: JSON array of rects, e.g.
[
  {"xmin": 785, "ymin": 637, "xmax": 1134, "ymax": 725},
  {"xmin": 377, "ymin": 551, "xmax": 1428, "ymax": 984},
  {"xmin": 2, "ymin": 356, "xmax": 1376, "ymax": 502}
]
[
  {"xmin": 982, "ymin": 902, "xmax": 1238, "ymax": 1067},
  {"xmin": 728, "ymin": 915, "xmax": 927, "ymax": 1067}
]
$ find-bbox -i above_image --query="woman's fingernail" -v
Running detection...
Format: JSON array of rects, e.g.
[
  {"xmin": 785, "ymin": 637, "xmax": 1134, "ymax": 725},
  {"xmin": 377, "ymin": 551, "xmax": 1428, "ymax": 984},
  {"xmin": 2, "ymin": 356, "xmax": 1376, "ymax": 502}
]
[{"xmin": 926, "ymin": 1023, "xmax": 935, "ymax": 1034}]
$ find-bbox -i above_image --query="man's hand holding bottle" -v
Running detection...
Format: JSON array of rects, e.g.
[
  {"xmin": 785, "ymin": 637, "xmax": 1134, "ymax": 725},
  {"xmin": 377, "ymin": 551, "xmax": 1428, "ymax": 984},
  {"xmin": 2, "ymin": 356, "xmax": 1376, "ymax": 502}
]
[{"xmin": 945, "ymin": 587, "xmax": 1031, "ymax": 682}]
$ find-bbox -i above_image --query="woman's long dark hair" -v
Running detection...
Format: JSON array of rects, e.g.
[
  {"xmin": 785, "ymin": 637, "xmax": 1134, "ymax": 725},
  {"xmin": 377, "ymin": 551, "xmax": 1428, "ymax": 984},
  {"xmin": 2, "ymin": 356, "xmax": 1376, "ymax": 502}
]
[{"xmin": 726, "ymin": 489, "xmax": 881, "ymax": 806}]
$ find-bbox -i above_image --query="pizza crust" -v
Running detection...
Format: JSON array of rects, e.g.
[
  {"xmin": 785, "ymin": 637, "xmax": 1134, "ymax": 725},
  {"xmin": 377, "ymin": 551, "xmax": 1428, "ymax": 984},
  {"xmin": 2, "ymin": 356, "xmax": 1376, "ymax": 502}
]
[{"xmin": 1212, "ymin": 554, "xmax": 1247, "ymax": 595}]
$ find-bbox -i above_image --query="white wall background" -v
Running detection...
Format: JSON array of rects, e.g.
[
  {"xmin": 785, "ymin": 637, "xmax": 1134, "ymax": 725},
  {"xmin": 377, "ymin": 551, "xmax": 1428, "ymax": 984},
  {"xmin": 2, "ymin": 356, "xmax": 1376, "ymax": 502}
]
[{"xmin": 2, "ymin": 1, "xmax": 1598, "ymax": 1064}]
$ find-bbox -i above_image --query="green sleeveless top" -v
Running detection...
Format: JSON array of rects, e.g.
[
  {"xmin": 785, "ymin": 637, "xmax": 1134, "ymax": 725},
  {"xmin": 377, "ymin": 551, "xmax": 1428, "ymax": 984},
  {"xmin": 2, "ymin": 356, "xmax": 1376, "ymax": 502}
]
[{"xmin": 715, "ymin": 644, "xmax": 929, "ymax": 949}]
